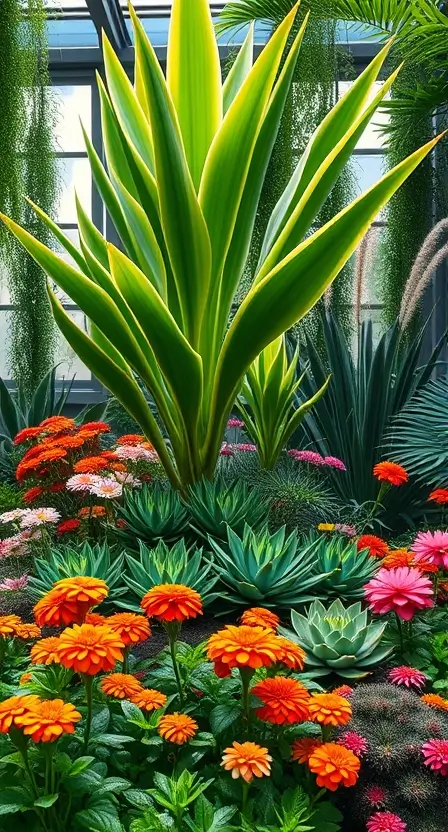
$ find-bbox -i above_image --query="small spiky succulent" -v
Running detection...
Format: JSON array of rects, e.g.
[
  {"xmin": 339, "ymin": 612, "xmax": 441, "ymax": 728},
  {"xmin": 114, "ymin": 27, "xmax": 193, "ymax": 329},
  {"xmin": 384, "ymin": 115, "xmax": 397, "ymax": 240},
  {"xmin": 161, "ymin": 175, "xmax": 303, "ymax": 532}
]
[{"xmin": 337, "ymin": 683, "xmax": 448, "ymax": 832}]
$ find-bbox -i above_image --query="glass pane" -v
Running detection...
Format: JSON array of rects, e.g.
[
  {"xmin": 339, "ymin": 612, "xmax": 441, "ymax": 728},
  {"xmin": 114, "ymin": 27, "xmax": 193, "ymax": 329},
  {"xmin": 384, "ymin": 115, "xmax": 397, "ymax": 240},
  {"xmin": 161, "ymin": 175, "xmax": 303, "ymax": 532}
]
[
  {"xmin": 339, "ymin": 81, "xmax": 390, "ymax": 150},
  {"xmin": 56, "ymin": 157, "xmax": 91, "ymax": 223},
  {"xmin": 46, "ymin": 19, "xmax": 98, "ymax": 48},
  {"xmin": 55, "ymin": 310, "xmax": 92, "ymax": 381},
  {"xmin": 53, "ymin": 85, "xmax": 91, "ymax": 152},
  {"xmin": 351, "ymin": 154, "xmax": 384, "ymax": 195}
]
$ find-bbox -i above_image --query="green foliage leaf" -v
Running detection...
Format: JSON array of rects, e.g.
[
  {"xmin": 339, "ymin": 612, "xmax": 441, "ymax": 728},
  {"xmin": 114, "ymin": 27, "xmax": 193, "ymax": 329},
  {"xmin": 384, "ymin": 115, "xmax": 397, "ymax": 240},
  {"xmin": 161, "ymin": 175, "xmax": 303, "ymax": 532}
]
[{"xmin": 209, "ymin": 703, "xmax": 241, "ymax": 734}]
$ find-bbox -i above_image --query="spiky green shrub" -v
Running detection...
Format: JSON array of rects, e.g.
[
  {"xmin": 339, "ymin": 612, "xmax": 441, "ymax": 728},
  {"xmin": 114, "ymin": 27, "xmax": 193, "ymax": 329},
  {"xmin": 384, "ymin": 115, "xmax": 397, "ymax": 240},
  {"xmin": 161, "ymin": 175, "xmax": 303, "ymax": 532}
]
[
  {"xmin": 339, "ymin": 683, "xmax": 448, "ymax": 832},
  {"xmin": 208, "ymin": 524, "xmax": 328, "ymax": 608},
  {"xmin": 282, "ymin": 599, "xmax": 392, "ymax": 679},
  {"xmin": 185, "ymin": 478, "xmax": 268, "ymax": 539},
  {"xmin": 122, "ymin": 539, "xmax": 220, "ymax": 611},
  {"xmin": 115, "ymin": 484, "xmax": 190, "ymax": 548},
  {"xmin": 307, "ymin": 534, "xmax": 379, "ymax": 601}
]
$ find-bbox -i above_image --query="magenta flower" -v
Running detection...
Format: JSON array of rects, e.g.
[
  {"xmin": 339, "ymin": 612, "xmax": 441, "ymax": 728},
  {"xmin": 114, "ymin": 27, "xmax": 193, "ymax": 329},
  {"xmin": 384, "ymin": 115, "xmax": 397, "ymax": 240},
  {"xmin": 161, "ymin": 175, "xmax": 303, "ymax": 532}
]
[
  {"xmin": 227, "ymin": 418, "xmax": 244, "ymax": 429},
  {"xmin": 235, "ymin": 443, "xmax": 257, "ymax": 452},
  {"xmin": 335, "ymin": 523, "xmax": 356, "ymax": 537},
  {"xmin": 387, "ymin": 666, "xmax": 427, "ymax": 690},
  {"xmin": 364, "ymin": 567, "xmax": 434, "ymax": 621},
  {"xmin": 411, "ymin": 530, "xmax": 448, "ymax": 570},
  {"xmin": 324, "ymin": 455, "xmax": 346, "ymax": 471},
  {"xmin": 364, "ymin": 785, "xmax": 387, "ymax": 809},
  {"xmin": 288, "ymin": 449, "xmax": 325, "ymax": 465},
  {"xmin": 337, "ymin": 731, "xmax": 368, "ymax": 757},
  {"xmin": 0, "ymin": 574, "xmax": 29, "ymax": 591},
  {"xmin": 422, "ymin": 739, "xmax": 448, "ymax": 776},
  {"xmin": 220, "ymin": 442, "xmax": 233, "ymax": 456},
  {"xmin": 366, "ymin": 812, "xmax": 407, "ymax": 832}
]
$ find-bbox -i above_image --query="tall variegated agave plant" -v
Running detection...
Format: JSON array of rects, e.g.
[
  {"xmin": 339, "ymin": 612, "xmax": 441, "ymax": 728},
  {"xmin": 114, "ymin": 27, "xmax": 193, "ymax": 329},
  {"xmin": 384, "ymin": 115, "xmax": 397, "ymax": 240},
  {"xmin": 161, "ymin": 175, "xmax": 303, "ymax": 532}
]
[{"xmin": 0, "ymin": 0, "xmax": 442, "ymax": 490}]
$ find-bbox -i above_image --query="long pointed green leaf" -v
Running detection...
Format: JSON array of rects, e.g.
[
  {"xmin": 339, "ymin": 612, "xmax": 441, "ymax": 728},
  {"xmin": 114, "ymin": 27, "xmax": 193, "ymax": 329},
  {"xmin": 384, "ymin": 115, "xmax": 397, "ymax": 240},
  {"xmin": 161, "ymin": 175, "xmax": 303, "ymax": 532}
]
[
  {"xmin": 25, "ymin": 198, "xmax": 88, "ymax": 274},
  {"xmin": 222, "ymin": 24, "xmax": 254, "ymax": 114}
]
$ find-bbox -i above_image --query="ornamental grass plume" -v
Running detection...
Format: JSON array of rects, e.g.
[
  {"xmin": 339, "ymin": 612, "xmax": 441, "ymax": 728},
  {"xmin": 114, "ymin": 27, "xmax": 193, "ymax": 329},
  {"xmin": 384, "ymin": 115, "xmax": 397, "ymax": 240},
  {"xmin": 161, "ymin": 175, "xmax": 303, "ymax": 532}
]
[
  {"xmin": 366, "ymin": 811, "xmax": 407, "ymax": 832},
  {"xmin": 399, "ymin": 218, "xmax": 448, "ymax": 330},
  {"xmin": 207, "ymin": 625, "xmax": 284, "ymax": 676},
  {"xmin": 131, "ymin": 689, "xmax": 167, "ymax": 712},
  {"xmin": 307, "ymin": 742, "xmax": 360, "ymax": 790},
  {"xmin": 30, "ymin": 636, "xmax": 61, "ymax": 666},
  {"xmin": 15, "ymin": 698, "xmax": 81, "ymax": 742},
  {"xmin": 308, "ymin": 693, "xmax": 352, "ymax": 726},
  {"xmin": 251, "ymin": 676, "xmax": 311, "ymax": 725},
  {"xmin": 373, "ymin": 462, "xmax": 408, "ymax": 487},
  {"xmin": 411, "ymin": 531, "xmax": 448, "ymax": 570},
  {"xmin": 422, "ymin": 739, "xmax": 448, "ymax": 776},
  {"xmin": 56, "ymin": 623, "xmax": 125, "ymax": 674},
  {"xmin": 291, "ymin": 737, "xmax": 323, "ymax": 763},
  {"xmin": 221, "ymin": 741, "xmax": 272, "ymax": 781},
  {"xmin": 387, "ymin": 666, "xmax": 427, "ymax": 690},
  {"xmin": 364, "ymin": 567, "xmax": 434, "ymax": 620},
  {"xmin": 357, "ymin": 535, "xmax": 389, "ymax": 557},
  {"xmin": 141, "ymin": 584, "xmax": 202, "ymax": 622},
  {"xmin": 100, "ymin": 673, "xmax": 143, "ymax": 699},
  {"xmin": 240, "ymin": 607, "xmax": 280, "ymax": 632},
  {"xmin": 158, "ymin": 713, "xmax": 198, "ymax": 744}
]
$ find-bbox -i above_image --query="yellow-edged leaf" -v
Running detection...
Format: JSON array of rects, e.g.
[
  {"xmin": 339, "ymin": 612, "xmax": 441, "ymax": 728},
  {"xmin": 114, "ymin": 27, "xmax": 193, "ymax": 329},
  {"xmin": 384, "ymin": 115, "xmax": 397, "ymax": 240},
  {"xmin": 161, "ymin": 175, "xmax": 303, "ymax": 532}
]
[{"xmin": 222, "ymin": 24, "xmax": 254, "ymax": 114}]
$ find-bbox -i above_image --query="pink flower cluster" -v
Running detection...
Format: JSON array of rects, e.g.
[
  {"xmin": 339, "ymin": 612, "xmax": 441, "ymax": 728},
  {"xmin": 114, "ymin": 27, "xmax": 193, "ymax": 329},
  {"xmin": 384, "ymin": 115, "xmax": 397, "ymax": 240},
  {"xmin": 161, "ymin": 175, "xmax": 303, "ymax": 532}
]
[
  {"xmin": 114, "ymin": 444, "xmax": 158, "ymax": 462},
  {"xmin": 412, "ymin": 530, "xmax": 448, "ymax": 570},
  {"xmin": 422, "ymin": 739, "xmax": 448, "ymax": 776},
  {"xmin": 387, "ymin": 666, "xmax": 427, "ymax": 690},
  {"xmin": 366, "ymin": 812, "xmax": 407, "ymax": 832},
  {"xmin": 227, "ymin": 418, "xmax": 245, "ymax": 429},
  {"xmin": 0, "ymin": 527, "xmax": 42, "ymax": 559},
  {"xmin": 288, "ymin": 449, "xmax": 346, "ymax": 470},
  {"xmin": 337, "ymin": 731, "xmax": 368, "ymax": 757},
  {"xmin": 66, "ymin": 473, "xmax": 140, "ymax": 499},
  {"xmin": 364, "ymin": 566, "xmax": 434, "ymax": 621},
  {"xmin": 0, "ymin": 574, "xmax": 29, "ymax": 591}
]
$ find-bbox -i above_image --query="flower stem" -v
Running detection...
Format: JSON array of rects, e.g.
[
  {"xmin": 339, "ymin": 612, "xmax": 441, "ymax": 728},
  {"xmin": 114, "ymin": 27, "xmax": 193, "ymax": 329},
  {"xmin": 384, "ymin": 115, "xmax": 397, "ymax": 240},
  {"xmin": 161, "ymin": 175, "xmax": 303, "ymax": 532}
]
[
  {"xmin": 395, "ymin": 613, "xmax": 405, "ymax": 656},
  {"xmin": 83, "ymin": 674, "xmax": 94, "ymax": 751},
  {"xmin": 166, "ymin": 624, "xmax": 183, "ymax": 706},
  {"xmin": 122, "ymin": 645, "xmax": 130, "ymax": 675},
  {"xmin": 241, "ymin": 781, "xmax": 251, "ymax": 818},
  {"xmin": 239, "ymin": 668, "xmax": 254, "ymax": 736}
]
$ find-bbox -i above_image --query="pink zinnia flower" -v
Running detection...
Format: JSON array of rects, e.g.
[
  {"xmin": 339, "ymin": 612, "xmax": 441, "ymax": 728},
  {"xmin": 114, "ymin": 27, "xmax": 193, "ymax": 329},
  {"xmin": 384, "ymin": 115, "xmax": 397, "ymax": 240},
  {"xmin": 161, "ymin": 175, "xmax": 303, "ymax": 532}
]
[
  {"xmin": 364, "ymin": 785, "xmax": 387, "ymax": 809},
  {"xmin": 227, "ymin": 418, "xmax": 244, "ymax": 429},
  {"xmin": 422, "ymin": 739, "xmax": 448, "ymax": 776},
  {"xmin": 0, "ymin": 574, "xmax": 29, "ymax": 591},
  {"xmin": 364, "ymin": 567, "xmax": 434, "ymax": 621},
  {"xmin": 387, "ymin": 666, "xmax": 427, "ymax": 690},
  {"xmin": 90, "ymin": 478, "xmax": 123, "ymax": 499},
  {"xmin": 337, "ymin": 731, "xmax": 368, "ymax": 757},
  {"xmin": 66, "ymin": 473, "xmax": 102, "ymax": 492},
  {"xmin": 114, "ymin": 445, "xmax": 153, "ymax": 461},
  {"xmin": 411, "ymin": 530, "xmax": 448, "ymax": 570},
  {"xmin": 288, "ymin": 449, "xmax": 325, "ymax": 465},
  {"xmin": 366, "ymin": 812, "xmax": 407, "ymax": 832},
  {"xmin": 324, "ymin": 456, "xmax": 346, "ymax": 471}
]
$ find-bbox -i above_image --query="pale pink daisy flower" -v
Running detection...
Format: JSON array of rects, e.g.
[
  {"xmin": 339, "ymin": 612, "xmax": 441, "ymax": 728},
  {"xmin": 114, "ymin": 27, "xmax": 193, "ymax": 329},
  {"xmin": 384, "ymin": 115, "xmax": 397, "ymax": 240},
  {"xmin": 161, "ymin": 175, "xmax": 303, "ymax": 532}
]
[
  {"xmin": 364, "ymin": 567, "xmax": 434, "ymax": 621},
  {"xmin": 364, "ymin": 785, "xmax": 387, "ymax": 809},
  {"xmin": 0, "ymin": 574, "xmax": 29, "ymax": 591},
  {"xmin": 0, "ymin": 535, "xmax": 29, "ymax": 558},
  {"xmin": 324, "ymin": 456, "xmax": 346, "ymax": 471},
  {"xmin": 366, "ymin": 812, "xmax": 407, "ymax": 832},
  {"xmin": 422, "ymin": 739, "xmax": 448, "ymax": 776},
  {"xmin": 90, "ymin": 478, "xmax": 123, "ymax": 499},
  {"xmin": 66, "ymin": 473, "xmax": 102, "ymax": 492},
  {"xmin": 337, "ymin": 731, "xmax": 368, "ymax": 757},
  {"xmin": 0, "ymin": 509, "xmax": 29, "ymax": 524},
  {"xmin": 387, "ymin": 666, "xmax": 427, "ymax": 690},
  {"xmin": 19, "ymin": 508, "xmax": 61, "ymax": 528},
  {"xmin": 227, "ymin": 418, "xmax": 245, "ymax": 429},
  {"xmin": 411, "ymin": 530, "xmax": 448, "ymax": 570},
  {"xmin": 288, "ymin": 449, "xmax": 325, "ymax": 465}
]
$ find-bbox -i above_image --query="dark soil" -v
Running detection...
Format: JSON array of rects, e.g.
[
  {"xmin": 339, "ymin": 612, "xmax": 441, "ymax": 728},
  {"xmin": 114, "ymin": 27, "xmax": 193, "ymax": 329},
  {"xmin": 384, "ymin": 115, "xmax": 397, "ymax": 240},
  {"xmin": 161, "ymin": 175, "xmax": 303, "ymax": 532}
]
[{"xmin": 134, "ymin": 612, "xmax": 237, "ymax": 658}]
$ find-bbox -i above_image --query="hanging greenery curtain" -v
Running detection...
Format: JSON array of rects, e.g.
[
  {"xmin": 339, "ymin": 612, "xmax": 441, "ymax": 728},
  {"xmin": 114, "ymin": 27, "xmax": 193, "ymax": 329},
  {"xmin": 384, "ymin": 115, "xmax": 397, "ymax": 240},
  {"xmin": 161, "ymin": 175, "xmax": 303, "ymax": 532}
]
[{"xmin": 0, "ymin": 0, "xmax": 58, "ymax": 398}]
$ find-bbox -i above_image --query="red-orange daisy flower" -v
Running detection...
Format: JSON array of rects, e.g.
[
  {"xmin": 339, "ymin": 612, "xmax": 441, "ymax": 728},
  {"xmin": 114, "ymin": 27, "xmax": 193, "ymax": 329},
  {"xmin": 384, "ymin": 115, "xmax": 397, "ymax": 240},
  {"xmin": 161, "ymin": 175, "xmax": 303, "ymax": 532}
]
[
  {"xmin": 308, "ymin": 693, "xmax": 352, "ymax": 726},
  {"xmin": 100, "ymin": 673, "xmax": 143, "ymax": 699},
  {"xmin": 15, "ymin": 698, "xmax": 81, "ymax": 742},
  {"xmin": 30, "ymin": 636, "xmax": 61, "ymax": 665},
  {"xmin": 308, "ymin": 742, "xmax": 360, "ymax": 790},
  {"xmin": 73, "ymin": 457, "xmax": 109, "ymax": 474},
  {"xmin": 382, "ymin": 549, "xmax": 415, "ymax": 569},
  {"xmin": 357, "ymin": 535, "xmax": 389, "ymax": 558},
  {"xmin": 56, "ymin": 519, "xmax": 82, "ymax": 535},
  {"xmin": 240, "ymin": 607, "xmax": 280, "ymax": 632},
  {"xmin": 275, "ymin": 636, "xmax": 306, "ymax": 671},
  {"xmin": 141, "ymin": 584, "xmax": 202, "ymax": 622},
  {"xmin": 13, "ymin": 426, "xmax": 42, "ymax": 444},
  {"xmin": 56, "ymin": 623, "xmax": 124, "ymax": 675},
  {"xmin": 428, "ymin": 488, "xmax": 448, "ymax": 505},
  {"xmin": 0, "ymin": 695, "xmax": 40, "ymax": 733},
  {"xmin": 207, "ymin": 625, "xmax": 284, "ymax": 677},
  {"xmin": 79, "ymin": 422, "xmax": 110, "ymax": 434},
  {"xmin": 23, "ymin": 486, "xmax": 45, "ymax": 503},
  {"xmin": 117, "ymin": 434, "xmax": 145, "ymax": 445},
  {"xmin": 421, "ymin": 693, "xmax": 448, "ymax": 712},
  {"xmin": 78, "ymin": 505, "xmax": 107, "ymax": 519},
  {"xmin": 40, "ymin": 416, "xmax": 76, "ymax": 433},
  {"xmin": 158, "ymin": 713, "xmax": 198, "ymax": 744},
  {"xmin": 106, "ymin": 612, "xmax": 151, "ymax": 645},
  {"xmin": 84, "ymin": 612, "xmax": 107, "ymax": 626},
  {"xmin": 131, "ymin": 689, "xmax": 167, "ymax": 712},
  {"xmin": 251, "ymin": 676, "xmax": 310, "ymax": 724},
  {"xmin": 291, "ymin": 737, "xmax": 323, "ymax": 763},
  {"xmin": 221, "ymin": 741, "xmax": 272, "ymax": 782},
  {"xmin": 34, "ymin": 590, "xmax": 80, "ymax": 628},
  {"xmin": 0, "ymin": 615, "xmax": 22, "ymax": 637},
  {"xmin": 373, "ymin": 462, "xmax": 408, "ymax": 487}
]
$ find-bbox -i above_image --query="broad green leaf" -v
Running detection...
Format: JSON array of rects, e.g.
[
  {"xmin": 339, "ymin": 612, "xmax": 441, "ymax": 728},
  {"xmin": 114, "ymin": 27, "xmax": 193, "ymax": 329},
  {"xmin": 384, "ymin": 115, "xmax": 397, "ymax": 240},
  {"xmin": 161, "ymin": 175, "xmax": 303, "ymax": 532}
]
[
  {"xmin": 167, "ymin": 0, "xmax": 222, "ymax": 189},
  {"xmin": 223, "ymin": 24, "xmax": 254, "ymax": 114},
  {"xmin": 34, "ymin": 794, "xmax": 59, "ymax": 808},
  {"xmin": 26, "ymin": 197, "xmax": 88, "ymax": 273}
]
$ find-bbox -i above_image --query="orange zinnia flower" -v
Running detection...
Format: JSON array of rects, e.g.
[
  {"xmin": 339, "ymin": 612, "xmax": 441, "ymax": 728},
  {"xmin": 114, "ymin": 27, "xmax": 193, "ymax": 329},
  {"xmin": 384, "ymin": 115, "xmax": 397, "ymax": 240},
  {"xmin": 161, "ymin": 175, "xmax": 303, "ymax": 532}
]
[
  {"xmin": 15, "ymin": 698, "xmax": 81, "ymax": 742},
  {"xmin": 40, "ymin": 416, "xmax": 76, "ymax": 433},
  {"xmin": 275, "ymin": 636, "xmax": 306, "ymax": 671},
  {"xmin": 357, "ymin": 535, "xmax": 389, "ymax": 558},
  {"xmin": 52, "ymin": 575, "xmax": 109, "ymax": 610},
  {"xmin": 56, "ymin": 624, "xmax": 124, "ymax": 675},
  {"xmin": 34, "ymin": 589, "xmax": 83, "ymax": 628},
  {"xmin": 0, "ymin": 615, "xmax": 22, "ymax": 637},
  {"xmin": 100, "ymin": 673, "xmax": 143, "ymax": 699},
  {"xmin": 221, "ymin": 741, "xmax": 272, "ymax": 782},
  {"xmin": 141, "ymin": 584, "xmax": 203, "ymax": 622},
  {"xmin": 421, "ymin": 693, "xmax": 448, "ymax": 712},
  {"xmin": 31, "ymin": 636, "xmax": 61, "ymax": 666},
  {"xmin": 373, "ymin": 461, "xmax": 408, "ymax": 487},
  {"xmin": 382, "ymin": 549, "xmax": 415, "ymax": 569},
  {"xmin": 84, "ymin": 612, "xmax": 107, "ymax": 626},
  {"xmin": 0, "ymin": 695, "xmax": 39, "ymax": 733},
  {"xmin": 207, "ymin": 625, "xmax": 284, "ymax": 677},
  {"xmin": 117, "ymin": 434, "xmax": 145, "ymax": 445},
  {"xmin": 106, "ymin": 612, "xmax": 151, "ymax": 645},
  {"xmin": 251, "ymin": 676, "xmax": 310, "ymax": 725},
  {"xmin": 291, "ymin": 737, "xmax": 323, "ymax": 764},
  {"xmin": 428, "ymin": 488, "xmax": 448, "ymax": 505},
  {"xmin": 307, "ymin": 742, "xmax": 360, "ymax": 790},
  {"xmin": 158, "ymin": 713, "xmax": 198, "ymax": 744},
  {"xmin": 73, "ymin": 457, "xmax": 109, "ymax": 473},
  {"xmin": 55, "ymin": 435, "xmax": 85, "ymax": 449},
  {"xmin": 131, "ymin": 688, "xmax": 167, "ymax": 712},
  {"xmin": 15, "ymin": 623, "xmax": 41, "ymax": 640},
  {"xmin": 308, "ymin": 693, "xmax": 352, "ymax": 726},
  {"xmin": 240, "ymin": 607, "xmax": 280, "ymax": 632},
  {"xmin": 79, "ymin": 421, "xmax": 110, "ymax": 434},
  {"xmin": 78, "ymin": 505, "xmax": 107, "ymax": 519},
  {"xmin": 13, "ymin": 426, "xmax": 42, "ymax": 444},
  {"xmin": 33, "ymin": 448, "xmax": 68, "ymax": 465}
]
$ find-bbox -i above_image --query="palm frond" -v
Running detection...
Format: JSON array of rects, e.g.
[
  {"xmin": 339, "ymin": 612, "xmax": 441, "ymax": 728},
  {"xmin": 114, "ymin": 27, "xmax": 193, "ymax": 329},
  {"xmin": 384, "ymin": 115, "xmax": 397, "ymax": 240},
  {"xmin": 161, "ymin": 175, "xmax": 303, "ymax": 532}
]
[
  {"xmin": 380, "ymin": 79, "xmax": 448, "ymax": 137},
  {"xmin": 332, "ymin": 0, "xmax": 417, "ymax": 32}
]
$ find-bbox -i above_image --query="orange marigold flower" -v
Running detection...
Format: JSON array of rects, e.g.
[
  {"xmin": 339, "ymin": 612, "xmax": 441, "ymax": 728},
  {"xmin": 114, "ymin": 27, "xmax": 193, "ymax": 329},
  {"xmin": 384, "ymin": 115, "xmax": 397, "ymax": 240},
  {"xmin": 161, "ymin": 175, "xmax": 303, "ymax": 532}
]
[
  {"xmin": 106, "ymin": 612, "xmax": 151, "ymax": 645},
  {"xmin": 13, "ymin": 426, "xmax": 42, "ymax": 445},
  {"xmin": 357, "ymin": 535, "xmax": 389, "ymax": 558},
  {"xmin": 24, "ymin": 486, "xmax": 45, "ymax": 503},
  {"xmin": 308, "ymin": 693, "xmax": 352, "ymax": 726},
  {"xmin": 73, "ymin": 456, "xmax": 109, "ymax": 473},
  {"xmin": 109, "ymin": 462, "xmax": 127, "ymax": 472},
  {"xmin": 421, "ymin": 693, "xmax": 448, "ymax": 712},
  {"xmin": 15, "ymin": 623, "xmax": 41, "ymax": 640},
  {"xmin": 56, "ymin": 623, "xmax": 124, "ymax": 675},
  {"xmin": 291, "ymin": 737, "xmax": 323, "ymax": 764},
  {"xmin": 40, "ymin": 416, "xmax": 76, "ymax": 432},
  {"xmin": 117, "ymin": 434, "xmax": 145, "ymax": 445},
  {"xmin": 207, "ymin": 625, "xmax": 284, "ymax": 676},
  {"xmin": 31, "ymin": 636, "xmax": 61, "ymax": 666},
  {"xmin": 221, "ymin": 741, "xmax": 272, "ymax": 782},
  {"xmin": 15, "ymin": 698, "xmax": 81, "ymax": 742},
  {"xmin": 20, "ymin": 673, "xmax": 32, "ymax": 686},
  {"xmin": 78, "ymin": 505, "xmax": 107, "ymax": 519},
  {"xmin": 55, "ymin": 435, "xmax": 85, "ymax": 449},
  {"xmin": 131, "ymin": 688, "xmax": 167, "ymax": 712},
  {"xmin": 373, "ymin": 461, "xmax": 408, "ymax": 487},
  {"xmin": 141, "ymin": 584, "xmax": 203, "ymax": 622},
  {"xmin": 100, "ymin": 673, "xmax": 143, "ymax": 699},
  {"xmin": 52, "ymin": 575, "xmax": 108, "ymax": 609},
  {"xmin": 84, "ymin": 612, "xmax": 107, "ymax": 626},
  {"xmin": 275, "ymin": 636, "xmax": 306, "ymax": 671},
  {"xmin": 34, "ymin": 448, "xmax": 68, "ymax": 464},
  {"xmin": 0, "ymin": 615, "xmax": 22, "ymax": 637},
  {"xmin": 251, "ymin": 676, "xmax": 310, "ymax": 725},
  {"xmin": 428, "ymin": 488, "xmax": 448, "ymax": 505},
  {"xmin": 158, "ymin": 713, "xmax": 198, "ymax": 744},
  {"xmin": 382, "ymin": 550, "xmax": 415, "ymax": 569},
  {"xmin": 80, "ymin": 422, "xmax": 110, "ymax": 434},
  {"xmin": 34, "ymin": 589, "xmax": 83, "ymax": 628},
  {"xmin": 0, "ymin": 695, "xmax": 40, "ymax": 733},
  {"xmin": 307, "ymin": 742, "xmax": 360, "ymax": 791},
  {"xmin": 240, "ymin": 607, "xmax": 280, "ymax": 632}
]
